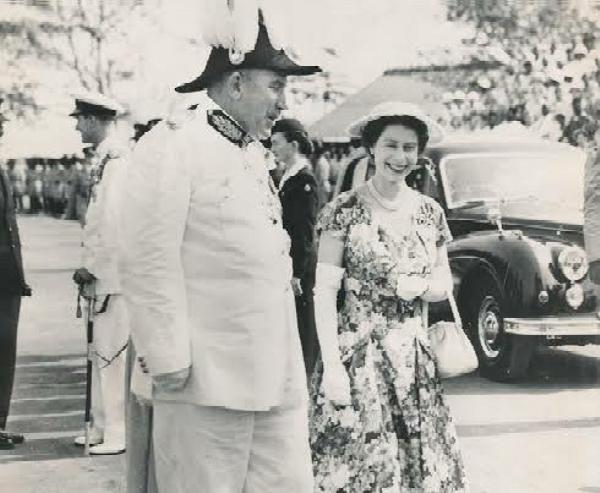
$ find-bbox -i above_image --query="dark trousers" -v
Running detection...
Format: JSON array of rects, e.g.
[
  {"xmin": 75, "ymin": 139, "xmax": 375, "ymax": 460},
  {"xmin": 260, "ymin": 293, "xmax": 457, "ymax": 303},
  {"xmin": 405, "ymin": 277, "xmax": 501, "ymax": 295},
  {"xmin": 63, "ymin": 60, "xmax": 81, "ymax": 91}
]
[
  {"xmin": 295, "ymin": 287, "xmax": 319, "ymax": 378},
  {"xmin": 0, "ymin": 296, "xmax": 21, "ymax": 429}
]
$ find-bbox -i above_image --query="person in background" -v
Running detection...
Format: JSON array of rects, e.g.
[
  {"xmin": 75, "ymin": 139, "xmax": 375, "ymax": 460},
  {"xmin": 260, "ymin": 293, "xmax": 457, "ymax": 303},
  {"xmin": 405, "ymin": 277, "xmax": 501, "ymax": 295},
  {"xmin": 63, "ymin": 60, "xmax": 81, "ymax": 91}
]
[
  {"xmin": 271, "ymin": 118, "xmax": 319, "ymax": 377},
  {"xmin": 125, "ymin": 114, "xmax": 163, "ymax": 493},
  {"xmin": 70, "ymin": 93, "xmax": 130, "ymax": 456},
  {"xmin": 6, "ymin": 161, "xmax": 25, "ymax": 213},
  {"xmin": 27, "ymin": 164, "xmax": 44, "ymax": 214},
  {"xmin": 313, "ymin": 148, "xmax": 332, "ymax": 207},
  {"xmin": 0, "ymin": 97, "xmax": 31, "ymax": 450}
]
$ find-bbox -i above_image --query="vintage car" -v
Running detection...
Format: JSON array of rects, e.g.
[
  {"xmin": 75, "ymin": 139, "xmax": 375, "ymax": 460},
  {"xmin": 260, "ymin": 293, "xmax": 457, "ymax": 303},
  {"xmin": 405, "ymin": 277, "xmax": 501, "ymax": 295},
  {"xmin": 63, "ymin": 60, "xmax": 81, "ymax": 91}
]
[{"xmin": 423, "ymin": 134, "xmax": 597, "ymax": 381}]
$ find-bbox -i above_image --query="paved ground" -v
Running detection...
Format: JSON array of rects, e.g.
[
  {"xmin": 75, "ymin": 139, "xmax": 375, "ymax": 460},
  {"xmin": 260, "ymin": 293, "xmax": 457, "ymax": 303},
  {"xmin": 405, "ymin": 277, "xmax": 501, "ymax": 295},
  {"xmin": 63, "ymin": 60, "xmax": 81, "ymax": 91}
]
[{"xmin": 2, "ymin": 215, "xmax": 600, "ymax": 492}]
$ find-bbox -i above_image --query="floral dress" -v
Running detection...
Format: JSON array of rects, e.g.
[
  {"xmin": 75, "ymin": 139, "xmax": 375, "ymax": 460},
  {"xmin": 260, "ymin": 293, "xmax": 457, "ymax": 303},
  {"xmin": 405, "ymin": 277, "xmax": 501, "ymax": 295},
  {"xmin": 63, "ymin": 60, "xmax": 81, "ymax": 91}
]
[{"xmin": 309, "ymin": 184, "xmax": 468, "ymax": 492}]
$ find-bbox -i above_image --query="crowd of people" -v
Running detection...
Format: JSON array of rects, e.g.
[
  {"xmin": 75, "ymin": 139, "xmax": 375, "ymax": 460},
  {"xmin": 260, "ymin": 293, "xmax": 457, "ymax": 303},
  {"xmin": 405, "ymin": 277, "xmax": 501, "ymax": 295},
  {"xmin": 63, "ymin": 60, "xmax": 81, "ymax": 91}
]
[
  {"xmin": 4, "ymin": 157, "xmax": 89, "ymax": 218},
  {"xmin": 433, "ymin": 4, "xmax": 599, "ymax": 147},
  {"xmin": 5, "ymin": 8, "xmax": 598, "ymax": 222}
]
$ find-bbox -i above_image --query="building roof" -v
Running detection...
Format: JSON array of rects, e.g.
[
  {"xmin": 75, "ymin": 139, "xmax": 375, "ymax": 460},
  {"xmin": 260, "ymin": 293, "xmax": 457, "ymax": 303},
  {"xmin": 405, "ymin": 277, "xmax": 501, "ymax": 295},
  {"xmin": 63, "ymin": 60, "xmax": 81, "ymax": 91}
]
[
  {"xmin": 308, "ymin": 72, "xmax": 445, "ymax": 141},
  {"xmin": 308, "ymin": 59, "xmax": 503, "ymax": 142}
]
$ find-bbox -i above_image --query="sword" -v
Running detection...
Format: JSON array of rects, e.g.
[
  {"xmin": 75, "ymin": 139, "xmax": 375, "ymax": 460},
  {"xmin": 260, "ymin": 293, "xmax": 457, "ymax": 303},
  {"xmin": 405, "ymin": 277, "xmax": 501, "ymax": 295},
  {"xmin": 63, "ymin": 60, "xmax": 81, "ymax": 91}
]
[{"xmin": 78, "ymin": 283, "xmax": 96, "ymax": 456}]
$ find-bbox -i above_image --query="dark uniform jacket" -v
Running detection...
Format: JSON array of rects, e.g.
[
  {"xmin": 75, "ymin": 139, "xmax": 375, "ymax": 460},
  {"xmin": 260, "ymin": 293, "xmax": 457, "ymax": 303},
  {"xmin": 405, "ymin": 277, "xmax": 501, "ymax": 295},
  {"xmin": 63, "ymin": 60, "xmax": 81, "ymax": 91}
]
[
  {"xmin": 279, "ymin": 164, "xmax": 318, "ymax": 289},
  {"xmin": 0, "ymin": 169, "xmax": 29, "ymax": 296}
]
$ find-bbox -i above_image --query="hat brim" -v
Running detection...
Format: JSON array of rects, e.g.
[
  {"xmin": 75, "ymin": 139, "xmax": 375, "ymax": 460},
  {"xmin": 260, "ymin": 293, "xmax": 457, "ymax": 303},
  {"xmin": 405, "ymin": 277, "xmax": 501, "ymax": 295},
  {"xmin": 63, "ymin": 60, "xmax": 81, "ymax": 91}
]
[
  {"xmin": 348, "ymin": 111, "xmax": 445, "ymax": 146},
  {"xmin": 174, "ymin": 65, "xmax": 321, "ymax": 93}
]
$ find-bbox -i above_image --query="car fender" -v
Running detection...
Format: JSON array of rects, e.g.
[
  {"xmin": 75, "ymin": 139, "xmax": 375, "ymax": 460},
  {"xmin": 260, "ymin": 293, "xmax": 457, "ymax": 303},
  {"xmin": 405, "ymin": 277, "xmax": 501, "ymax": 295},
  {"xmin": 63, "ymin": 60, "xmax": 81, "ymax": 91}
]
[{"xmin": 449, "ymin": 231, "xmax": 558, "ymax": 318}]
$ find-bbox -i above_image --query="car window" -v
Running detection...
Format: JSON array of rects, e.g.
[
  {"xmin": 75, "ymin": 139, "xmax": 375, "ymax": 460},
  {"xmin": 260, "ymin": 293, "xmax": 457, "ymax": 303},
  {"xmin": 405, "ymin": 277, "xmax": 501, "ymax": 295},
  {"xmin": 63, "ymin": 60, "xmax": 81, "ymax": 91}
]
[{"xmin": 440, "ymin": 151, "xmax": 586, "ymax": 224}]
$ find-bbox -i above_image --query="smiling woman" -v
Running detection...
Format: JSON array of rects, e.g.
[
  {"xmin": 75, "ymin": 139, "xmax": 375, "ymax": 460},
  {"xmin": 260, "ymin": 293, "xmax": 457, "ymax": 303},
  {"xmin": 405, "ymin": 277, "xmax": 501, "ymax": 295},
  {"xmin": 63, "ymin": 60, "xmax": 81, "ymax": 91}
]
[{"xmin": 309, "ymin": 101, "xmax": 469, "ymax": 491}]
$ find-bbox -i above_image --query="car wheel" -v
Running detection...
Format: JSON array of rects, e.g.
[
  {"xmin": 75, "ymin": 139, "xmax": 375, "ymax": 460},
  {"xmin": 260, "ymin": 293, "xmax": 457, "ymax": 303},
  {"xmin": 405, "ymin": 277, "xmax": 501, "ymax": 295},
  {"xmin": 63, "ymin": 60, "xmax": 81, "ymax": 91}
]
[{"xmin": 464, "ymin": 281, "xmax": 534, "ymax": 381}]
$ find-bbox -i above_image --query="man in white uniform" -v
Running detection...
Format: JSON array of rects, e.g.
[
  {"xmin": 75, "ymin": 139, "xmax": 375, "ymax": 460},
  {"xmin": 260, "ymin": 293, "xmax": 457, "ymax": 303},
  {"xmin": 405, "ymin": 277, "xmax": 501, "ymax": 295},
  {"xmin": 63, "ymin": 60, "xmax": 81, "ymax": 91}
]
[
  {"xmin": 120, "ymin": 21, "xmax": 321, "ymax": 492},
  {"xmin": 71, "ymin": 93, "xmax": 129, "ymax": 455}
]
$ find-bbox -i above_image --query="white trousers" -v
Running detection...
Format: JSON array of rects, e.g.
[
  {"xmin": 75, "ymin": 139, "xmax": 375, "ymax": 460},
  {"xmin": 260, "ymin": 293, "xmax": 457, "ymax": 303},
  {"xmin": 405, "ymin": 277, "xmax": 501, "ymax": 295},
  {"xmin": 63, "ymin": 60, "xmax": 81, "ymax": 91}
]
[
  {"xmin": 153, "ymin": 400, "xmax": 313, "ymax": 493},
  {"xmin": 126, "ymin": 342, "xmax": 158, "ymax": 493},
  {"xmin": 89, "ymin": 295, "xmax": 128, "ymax": 445}
]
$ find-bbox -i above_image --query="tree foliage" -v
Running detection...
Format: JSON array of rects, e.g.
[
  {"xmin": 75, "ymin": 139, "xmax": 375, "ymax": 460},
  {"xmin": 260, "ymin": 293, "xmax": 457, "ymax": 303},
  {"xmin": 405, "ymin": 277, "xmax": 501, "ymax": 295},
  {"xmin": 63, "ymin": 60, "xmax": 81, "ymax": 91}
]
[{"xmin": 0, "ymin": 0, "xmax": 146, "ymax": 114}]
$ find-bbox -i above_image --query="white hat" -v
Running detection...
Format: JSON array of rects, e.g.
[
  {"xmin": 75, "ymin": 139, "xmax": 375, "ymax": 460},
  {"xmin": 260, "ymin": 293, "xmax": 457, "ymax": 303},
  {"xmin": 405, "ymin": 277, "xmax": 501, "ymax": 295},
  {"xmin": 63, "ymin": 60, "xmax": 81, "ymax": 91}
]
[
  {"xmin": 452, "ymin": 90, "xmax": 466, "ymax": 100},
  {"xmin": 70, "ymin": 91, "xmax": 125, "ymax": 117},
  {"xmin": 347, "ymin": 101, "xmax": 444, "ymax": 145}
]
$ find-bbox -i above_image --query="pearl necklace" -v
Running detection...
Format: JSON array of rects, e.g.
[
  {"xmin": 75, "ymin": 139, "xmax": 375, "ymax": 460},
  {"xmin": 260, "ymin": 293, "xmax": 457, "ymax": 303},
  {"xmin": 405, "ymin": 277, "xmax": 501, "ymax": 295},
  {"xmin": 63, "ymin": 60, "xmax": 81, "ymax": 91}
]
[{"xmin": 366, "ymin": 179, "xmax": 416, "ymax": 212}]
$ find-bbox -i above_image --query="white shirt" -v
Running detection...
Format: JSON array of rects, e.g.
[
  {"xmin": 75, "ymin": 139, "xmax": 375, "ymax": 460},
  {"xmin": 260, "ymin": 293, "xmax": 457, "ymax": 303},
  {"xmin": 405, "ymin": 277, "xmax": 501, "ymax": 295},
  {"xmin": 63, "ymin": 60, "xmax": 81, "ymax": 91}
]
[{"xmin": 278, "ymin": 156, "xmax": 311, "ymax": 191}]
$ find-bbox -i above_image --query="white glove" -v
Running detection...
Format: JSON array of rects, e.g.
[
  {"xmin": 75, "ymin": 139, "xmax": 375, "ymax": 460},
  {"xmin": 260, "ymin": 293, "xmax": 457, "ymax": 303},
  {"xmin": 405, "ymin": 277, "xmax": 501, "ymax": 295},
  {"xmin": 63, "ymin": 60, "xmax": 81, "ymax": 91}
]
[
  {"xmin": 314, "ymin": 262, "xmax": 351, "ymax": 406},
  {"xmin": 395, "ymin": 274, "xmax": 428, "ymax": 301},
  {"xmin": 321, "ymin": 361, "xmax": 351, "ymax": 406}
]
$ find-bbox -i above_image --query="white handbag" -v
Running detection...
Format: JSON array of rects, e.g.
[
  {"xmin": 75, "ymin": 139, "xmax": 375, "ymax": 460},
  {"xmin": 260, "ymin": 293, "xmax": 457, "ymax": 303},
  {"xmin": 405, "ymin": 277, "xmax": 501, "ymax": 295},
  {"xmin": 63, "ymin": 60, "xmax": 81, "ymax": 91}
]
[{"xmin": 424, "ymin": 293, "xmax": 479, "ymax": 378}]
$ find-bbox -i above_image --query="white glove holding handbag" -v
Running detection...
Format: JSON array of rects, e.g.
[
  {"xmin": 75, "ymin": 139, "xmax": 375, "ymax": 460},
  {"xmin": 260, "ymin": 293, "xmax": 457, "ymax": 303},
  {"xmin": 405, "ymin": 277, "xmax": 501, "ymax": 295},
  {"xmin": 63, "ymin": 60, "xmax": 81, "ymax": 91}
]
[
  {"xmin": 314, "ymin": 262, "xmax": 351, "ymax": 406},
  {"xmin": 396, "ymin": 274, "xmax": 428, "ymax": 301}
]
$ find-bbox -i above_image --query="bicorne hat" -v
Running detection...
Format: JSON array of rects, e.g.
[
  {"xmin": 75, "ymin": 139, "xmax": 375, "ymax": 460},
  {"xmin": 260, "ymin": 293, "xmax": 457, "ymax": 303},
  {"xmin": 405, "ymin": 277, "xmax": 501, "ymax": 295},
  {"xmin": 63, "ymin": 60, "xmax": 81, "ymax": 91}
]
[{"xmin": 175, "ymin": 22, "xmax": 321, "ymax": 93}]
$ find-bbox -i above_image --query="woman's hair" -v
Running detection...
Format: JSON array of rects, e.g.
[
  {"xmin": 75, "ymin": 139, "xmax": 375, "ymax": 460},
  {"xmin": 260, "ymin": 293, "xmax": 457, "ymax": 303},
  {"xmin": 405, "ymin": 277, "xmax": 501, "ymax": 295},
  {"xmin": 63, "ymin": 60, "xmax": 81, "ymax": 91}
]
[
  {"xmin": 361, "ymin": 115, "xmax": 429, "ymax": 153},
  {"xmin": 272, "ymin": 118, "xmax": 313, "ymax": 156}
]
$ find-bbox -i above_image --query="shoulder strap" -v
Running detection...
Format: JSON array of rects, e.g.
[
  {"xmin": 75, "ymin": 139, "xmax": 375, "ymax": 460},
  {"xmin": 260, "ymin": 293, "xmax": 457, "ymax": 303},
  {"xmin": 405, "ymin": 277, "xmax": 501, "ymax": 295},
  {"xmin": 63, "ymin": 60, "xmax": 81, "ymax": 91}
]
[{"xmin": 448, "ymin": 291, "xmax": 462, "ymax": 328}]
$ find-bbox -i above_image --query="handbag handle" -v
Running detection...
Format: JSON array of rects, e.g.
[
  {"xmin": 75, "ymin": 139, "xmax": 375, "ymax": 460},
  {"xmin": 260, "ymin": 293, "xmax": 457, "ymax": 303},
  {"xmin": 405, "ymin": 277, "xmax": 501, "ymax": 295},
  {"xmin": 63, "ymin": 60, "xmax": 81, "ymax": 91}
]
[
  {"xmin": 419, "ymin": 287, "xmax": 462, "ymax": 329},
  {"xmin": 447, "ymin": 290, "xmax": 463, "ymax": 329}
]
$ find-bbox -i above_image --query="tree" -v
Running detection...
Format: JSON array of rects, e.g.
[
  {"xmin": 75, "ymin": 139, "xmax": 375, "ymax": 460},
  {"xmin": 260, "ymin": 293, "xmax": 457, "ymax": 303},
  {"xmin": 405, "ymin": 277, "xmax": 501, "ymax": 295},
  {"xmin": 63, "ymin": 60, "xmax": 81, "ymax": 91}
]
[{"xmin": 0, "ymin": 1, "xmax": 145, "ymax": 104}]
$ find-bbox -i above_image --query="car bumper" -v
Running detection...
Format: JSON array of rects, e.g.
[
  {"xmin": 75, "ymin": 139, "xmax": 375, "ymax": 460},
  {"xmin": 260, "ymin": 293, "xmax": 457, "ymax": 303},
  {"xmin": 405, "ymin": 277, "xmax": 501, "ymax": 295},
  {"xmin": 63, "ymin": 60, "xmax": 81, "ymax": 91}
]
[{"xmin": 504, "ymin": 314, "xmax": 600, "ymax": 336}]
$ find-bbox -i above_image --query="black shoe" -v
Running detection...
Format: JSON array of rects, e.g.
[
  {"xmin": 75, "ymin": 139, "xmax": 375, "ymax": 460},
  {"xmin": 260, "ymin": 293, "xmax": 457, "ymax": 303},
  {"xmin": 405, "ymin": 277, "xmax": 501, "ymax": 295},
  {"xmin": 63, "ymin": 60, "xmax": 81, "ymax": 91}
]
[
  {"xmin": 0, "ymin": 432, "xmax": 24, "ymax": 445},
  {"xmin": 0, "ymin": 435, "xmax": 14, "ymax": 450}
]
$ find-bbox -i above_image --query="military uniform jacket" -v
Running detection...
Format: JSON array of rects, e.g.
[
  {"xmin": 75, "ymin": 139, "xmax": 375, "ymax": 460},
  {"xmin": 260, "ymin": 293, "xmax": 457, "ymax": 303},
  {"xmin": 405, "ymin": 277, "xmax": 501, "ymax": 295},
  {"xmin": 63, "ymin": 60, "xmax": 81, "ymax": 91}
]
[
  {"xmin": 584, "ymin": 148, "xmax": 600, "ymax": 263},
  {"xmin": 278, "ymin": 158, "xmax": 318, "ymax": 288},
  {"xmin": 0, "ymin": 168, "xmax": 28, "ymax": 296},
  {"xmin": 120, "ymin": 94, "xmax": 307, "ymax": 411},
  {"xmin": 82, "ymin": 137, "xmax": 129, "ymax": 296}
]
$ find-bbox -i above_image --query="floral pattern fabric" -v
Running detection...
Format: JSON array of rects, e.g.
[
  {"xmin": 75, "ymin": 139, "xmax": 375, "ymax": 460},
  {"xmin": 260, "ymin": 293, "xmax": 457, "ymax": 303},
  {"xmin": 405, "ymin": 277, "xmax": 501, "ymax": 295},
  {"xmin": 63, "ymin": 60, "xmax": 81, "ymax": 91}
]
[{"xmin": 309, "ymin": 185, "xmax": 468, "ymax": 492}]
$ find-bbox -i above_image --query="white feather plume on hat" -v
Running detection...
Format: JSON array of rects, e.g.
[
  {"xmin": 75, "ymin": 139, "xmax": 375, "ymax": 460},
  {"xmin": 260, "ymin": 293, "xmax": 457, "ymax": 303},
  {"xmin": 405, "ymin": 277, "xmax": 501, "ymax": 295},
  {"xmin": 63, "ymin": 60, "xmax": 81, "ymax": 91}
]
[{"xmin": 198, "ymin": 0, "xmax": 291, "ymax": 56}]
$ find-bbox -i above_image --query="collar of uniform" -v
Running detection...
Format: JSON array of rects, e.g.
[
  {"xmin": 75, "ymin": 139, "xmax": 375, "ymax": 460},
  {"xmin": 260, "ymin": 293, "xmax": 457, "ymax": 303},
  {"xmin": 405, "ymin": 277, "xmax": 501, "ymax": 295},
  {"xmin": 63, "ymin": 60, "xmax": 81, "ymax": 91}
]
[
  {"xmin": 96, "ymin": 134, "xmax": 128, "ymax": 160},
  {"xmin": 279, "ymin": 156, "xmax": 310, "ymax": 191},
  {"xmin": 207, "ymin": 109, "xmax": 254, "ymax": 149}
]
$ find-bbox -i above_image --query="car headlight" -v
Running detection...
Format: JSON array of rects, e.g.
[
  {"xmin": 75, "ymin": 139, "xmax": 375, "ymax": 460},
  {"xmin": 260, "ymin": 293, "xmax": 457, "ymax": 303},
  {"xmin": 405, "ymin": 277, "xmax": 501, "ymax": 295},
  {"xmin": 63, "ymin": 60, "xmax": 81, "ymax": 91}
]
[
  {"xmin": 558, "ymin": 246, "xmax": 588, "ymax": 282},
  {"xmin": 565, "ymin": 284, "xmax": 584, "ymax": 309}
]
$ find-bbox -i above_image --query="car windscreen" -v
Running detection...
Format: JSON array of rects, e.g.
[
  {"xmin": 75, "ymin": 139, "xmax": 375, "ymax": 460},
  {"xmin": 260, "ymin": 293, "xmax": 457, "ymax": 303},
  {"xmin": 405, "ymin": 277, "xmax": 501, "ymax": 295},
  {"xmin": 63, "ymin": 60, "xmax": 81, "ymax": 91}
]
[{"xmin": 440, "ymin": 151, "xmax": 586, "ymax": 225}]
